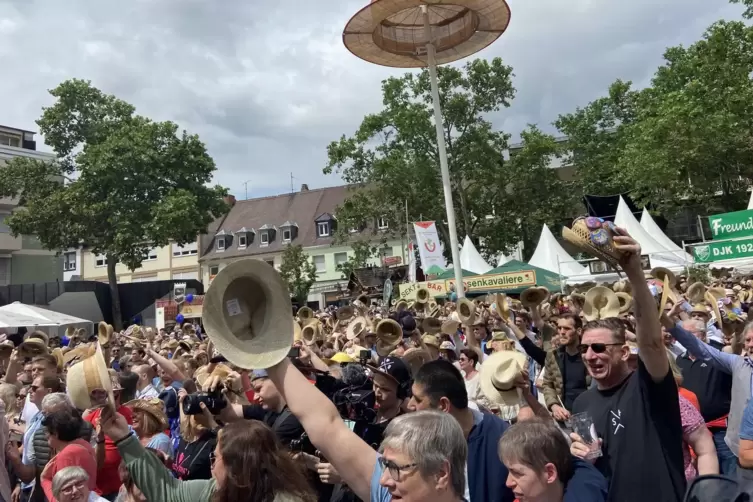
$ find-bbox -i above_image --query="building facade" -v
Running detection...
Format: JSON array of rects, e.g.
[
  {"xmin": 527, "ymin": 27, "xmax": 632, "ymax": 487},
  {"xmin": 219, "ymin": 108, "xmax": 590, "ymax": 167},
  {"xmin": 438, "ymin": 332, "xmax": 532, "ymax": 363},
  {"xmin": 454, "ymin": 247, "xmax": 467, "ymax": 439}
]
[
  {"xmin": 0, "ymin": 125, "xmax": 63, "ymax": 285},
  {"xmin": 71, "ymin": 240, "xmax": 201, "ymax": 283},
  {"xmin": 199, "ymin": 185, "xmax": 405, "ymax": 308}
]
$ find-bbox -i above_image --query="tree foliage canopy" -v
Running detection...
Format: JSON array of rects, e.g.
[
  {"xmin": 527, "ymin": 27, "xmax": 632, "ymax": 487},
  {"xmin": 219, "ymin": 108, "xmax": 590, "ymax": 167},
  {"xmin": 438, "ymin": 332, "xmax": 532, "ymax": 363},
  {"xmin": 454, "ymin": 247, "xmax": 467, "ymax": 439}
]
[
  {"xmin": 324, "ymin": 58, "xmax": 576, "ymax": 261},
  {"xmin": 279, "ymin": 244, "xmax": 318, "ymax": 302},
  {"xmin": 0, "ymin": 79, "xmax": 229, "ymax": 271}
]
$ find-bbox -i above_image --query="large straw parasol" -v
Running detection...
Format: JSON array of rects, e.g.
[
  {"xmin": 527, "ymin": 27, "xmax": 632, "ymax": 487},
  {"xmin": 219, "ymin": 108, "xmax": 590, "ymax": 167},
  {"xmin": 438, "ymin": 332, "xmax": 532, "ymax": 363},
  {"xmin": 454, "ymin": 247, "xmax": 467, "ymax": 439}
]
[{"xmin": 343, "ymin": 0, "xmax": 511, "ymax": 298}]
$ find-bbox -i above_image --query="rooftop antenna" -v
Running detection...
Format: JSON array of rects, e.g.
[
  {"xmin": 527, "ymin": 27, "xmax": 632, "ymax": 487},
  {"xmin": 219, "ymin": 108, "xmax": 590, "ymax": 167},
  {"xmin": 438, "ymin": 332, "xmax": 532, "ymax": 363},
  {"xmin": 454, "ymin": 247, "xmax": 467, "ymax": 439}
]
[
  {"xmin": 290, "ymin": 172, "xmax": 295, "ymax": 193},
  {"xmin": 243, "ymin": 179, "xmax": 252, "ymax": 200}
]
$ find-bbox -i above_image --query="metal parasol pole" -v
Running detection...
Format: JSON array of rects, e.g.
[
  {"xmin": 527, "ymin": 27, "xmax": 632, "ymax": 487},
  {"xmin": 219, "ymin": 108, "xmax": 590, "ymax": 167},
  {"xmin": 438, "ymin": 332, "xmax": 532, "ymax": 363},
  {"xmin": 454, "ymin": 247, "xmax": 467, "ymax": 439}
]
[{"xmin": 422, "ymin": 5, "xmax": 465, "ymax": 299}]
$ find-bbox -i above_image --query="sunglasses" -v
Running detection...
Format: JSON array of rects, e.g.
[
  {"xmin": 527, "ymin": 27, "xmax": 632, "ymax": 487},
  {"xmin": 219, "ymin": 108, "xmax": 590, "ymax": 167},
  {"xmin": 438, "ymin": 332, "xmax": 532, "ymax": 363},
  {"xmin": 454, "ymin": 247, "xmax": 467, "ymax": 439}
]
[{"xmin": 578, "ymin": 343, "xmax": 623, "ymax": 354}]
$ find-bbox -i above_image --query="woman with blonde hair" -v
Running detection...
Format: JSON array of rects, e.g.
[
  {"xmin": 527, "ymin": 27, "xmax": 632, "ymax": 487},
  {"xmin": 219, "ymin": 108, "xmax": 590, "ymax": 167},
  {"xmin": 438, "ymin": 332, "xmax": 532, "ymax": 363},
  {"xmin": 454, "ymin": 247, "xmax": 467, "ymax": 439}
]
[
  {"xmin": 170, "ymin": 388, "xmax": 218, "ymax": 480},
  {"xmin": 0, "ymin": 383, "xmax": 23, "ymax": 440},
  {"xmin": 125, "ymin": 398, "xmax": 172, "ymax": 455}
]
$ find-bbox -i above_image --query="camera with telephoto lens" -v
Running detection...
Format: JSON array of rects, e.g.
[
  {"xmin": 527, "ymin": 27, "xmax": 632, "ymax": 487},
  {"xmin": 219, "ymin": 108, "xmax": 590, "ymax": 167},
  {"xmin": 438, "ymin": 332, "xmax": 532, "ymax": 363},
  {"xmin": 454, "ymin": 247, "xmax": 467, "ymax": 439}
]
[{"xmin": 181, "ymin": 385, "xmax": 227, "ymax": 415}]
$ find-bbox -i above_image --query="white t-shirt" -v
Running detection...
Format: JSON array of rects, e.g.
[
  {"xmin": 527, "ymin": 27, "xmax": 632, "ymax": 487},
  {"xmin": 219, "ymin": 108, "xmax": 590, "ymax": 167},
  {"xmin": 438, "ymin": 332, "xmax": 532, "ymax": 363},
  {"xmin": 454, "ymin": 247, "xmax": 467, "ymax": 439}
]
[{"xmin": 21, "ymin": 395, "xmax": 38, "ymax": 424}]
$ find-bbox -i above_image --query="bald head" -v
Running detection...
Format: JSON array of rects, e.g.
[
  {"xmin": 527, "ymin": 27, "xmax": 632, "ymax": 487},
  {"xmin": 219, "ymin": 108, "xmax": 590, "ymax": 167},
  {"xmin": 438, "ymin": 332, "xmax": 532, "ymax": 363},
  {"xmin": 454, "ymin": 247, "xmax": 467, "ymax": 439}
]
[{"xmin": 134, "ymin": 364, "xmax": 153, "ymax": 389}]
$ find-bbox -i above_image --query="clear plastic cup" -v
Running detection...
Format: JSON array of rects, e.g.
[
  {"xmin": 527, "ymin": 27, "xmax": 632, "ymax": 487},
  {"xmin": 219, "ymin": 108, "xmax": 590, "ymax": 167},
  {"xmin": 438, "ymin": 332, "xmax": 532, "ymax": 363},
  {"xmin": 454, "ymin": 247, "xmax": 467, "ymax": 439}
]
[{"xmin": 570, "ymin": 412, "xmax": 602, "ymax": 459}]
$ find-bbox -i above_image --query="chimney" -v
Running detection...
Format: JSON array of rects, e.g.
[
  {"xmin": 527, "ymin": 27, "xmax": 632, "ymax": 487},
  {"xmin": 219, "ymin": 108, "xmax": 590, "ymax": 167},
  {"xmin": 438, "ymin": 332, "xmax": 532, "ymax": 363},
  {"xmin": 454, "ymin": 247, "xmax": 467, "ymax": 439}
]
[
  {"xmin": 224, "ymin": 195, "xmax": 236, "ymax": 207},
  {"xmin": 300, "ymin": 184, "xmax": 309, "ymax": 192}
]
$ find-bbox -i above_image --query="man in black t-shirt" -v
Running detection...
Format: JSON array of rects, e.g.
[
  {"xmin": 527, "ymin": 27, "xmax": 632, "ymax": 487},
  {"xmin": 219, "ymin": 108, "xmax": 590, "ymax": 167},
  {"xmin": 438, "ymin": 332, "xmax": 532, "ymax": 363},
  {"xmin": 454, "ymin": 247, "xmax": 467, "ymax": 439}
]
[{"xmin": 570, "ymin": 228, "xmax": 685, "ymax": 502}]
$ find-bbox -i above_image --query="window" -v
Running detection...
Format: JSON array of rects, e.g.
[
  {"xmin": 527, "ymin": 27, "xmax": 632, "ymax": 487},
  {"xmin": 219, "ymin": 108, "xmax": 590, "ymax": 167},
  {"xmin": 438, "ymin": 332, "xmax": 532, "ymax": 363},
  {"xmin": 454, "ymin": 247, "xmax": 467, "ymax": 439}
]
[
  {"xmin": 95, "ymin": 254, "xmax": 108, "ymax": 267},
  {"xmin": 317, "ymin": 222, "xmax": 330, "ymax": 237},
  {"xmin": 172, "ymin": 242, "xmax": 198, "ymax": 257},
  {"xmin": 172, "ymin": 271, "xmax": 199, "ymax": 280},
  {"xmin": 216, "ymin": 237, "xmax": 226, "ymax": 251},
  {"xmin": 313, "ymin": 255, "xmax": 326, "ymax": 273},
  {"xmin": 143, "ymin": 248, "xmax": 158, "ymax": 261},
  {"xmin": 209, "ymin": 265, "xmax": 219, "ymax": 276},
  {"xmin": 334, "ymin": 252, "xmax": 348, "ymax": 267},
  {"xmin": 380, "ymin": 246, "xmax": 393, "ymax": 258},
  {"xmin": 260, "ymin": 232, "xmax": 269, "ymax": 245},
  {"xmin": 0, "ymin": 134, "xmax": 20, "ymax": 148},
  {"xmin": 377, "ymin": 217, "xmax": 388, "ymax": 230},
  {"xmin": 63, "ymin": 252, "xmax": 76, "ymax": 271},
  {"xmin": 238, "ymin": 235, "xmax": 247, "ymax": 249},
  {"xmin": 131, "ymin": 275, "xmax": 158, "ymax": 283},
  {"xmin": 282, "ymin": 229, "xmax": 291, "ymax": 242}
]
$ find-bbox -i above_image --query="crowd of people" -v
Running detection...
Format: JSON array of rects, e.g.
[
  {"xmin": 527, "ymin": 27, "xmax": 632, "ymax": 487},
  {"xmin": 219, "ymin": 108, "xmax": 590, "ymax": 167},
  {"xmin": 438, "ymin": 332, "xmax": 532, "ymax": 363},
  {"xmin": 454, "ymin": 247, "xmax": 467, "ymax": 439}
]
[{"xmin": 0, "ymin": 227, "xmax": 749, "ymax": 501}]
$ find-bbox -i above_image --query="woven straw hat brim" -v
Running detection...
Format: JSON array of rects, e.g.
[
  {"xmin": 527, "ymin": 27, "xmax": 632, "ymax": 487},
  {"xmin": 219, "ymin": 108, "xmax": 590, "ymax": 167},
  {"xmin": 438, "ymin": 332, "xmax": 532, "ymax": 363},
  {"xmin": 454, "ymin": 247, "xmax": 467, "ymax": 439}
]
[
  {"xmin": 343, "ymin": 0, "xmax": 511, "ymax": 68},
  {"xmin": 583, "ymin": 286, "xmax": 622, "ymax": 321},
  {"xmin": 203, "ymin": 259, "xmax": 294, "ymax": 370},
  {"xmin": 479, "ymin": 350, "xmax": 527, "ymax": 408},
  {"xmin": 67, "ymin": 343, "xmax": 114, "ymax": 411},
  {"xmin": 562, "ymin": 226, "xmax": 622, "ymax": 269},
  {"xmin": 125, "ymin": 398, "xmax": 168, "ymax": 430},
  {"xmin": 401, "ymin": 348, "xmax": 432, "ymax": 376},
  {"xmin": 615, "ymin": 293, "xmax": 633, "ymax": 314}
]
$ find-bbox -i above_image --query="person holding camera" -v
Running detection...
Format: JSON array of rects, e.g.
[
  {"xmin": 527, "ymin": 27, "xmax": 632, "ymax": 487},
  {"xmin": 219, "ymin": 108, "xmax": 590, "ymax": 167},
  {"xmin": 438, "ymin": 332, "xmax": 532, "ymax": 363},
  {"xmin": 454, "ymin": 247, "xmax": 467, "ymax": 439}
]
[{"xmin": 171, "ymin": 387, "xmax": 218, "ymax": 481}]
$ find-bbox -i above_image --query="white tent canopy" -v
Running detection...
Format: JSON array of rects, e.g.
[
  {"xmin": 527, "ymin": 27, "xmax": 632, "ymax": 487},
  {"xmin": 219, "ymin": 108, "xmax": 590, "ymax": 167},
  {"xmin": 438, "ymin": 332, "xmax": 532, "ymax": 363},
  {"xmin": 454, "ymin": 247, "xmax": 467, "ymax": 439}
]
[
  {"xmin": 0, "ymin": 310, "xmax": 57, "ymax": 329},
  {"xmin": 528, "ymin": 224, "xmax": 591, "ymax": 278},
  {"xmin": 0, "ymin": 303, "xmax": 93, "ymax": 337},
  {"xmin": 614, "ymin": 196, "xmax": 688, "ymax": 270},
  {"xmin": 639, "ymin": 208, "xmax": 694, "ymax": 262},
  {"xmin": 459, "ymin": 236, "xmax": 493, "ymax": 274},
  {"xmin": 497, "ymin": 253, "xmax": 514, "ymax": 267}
]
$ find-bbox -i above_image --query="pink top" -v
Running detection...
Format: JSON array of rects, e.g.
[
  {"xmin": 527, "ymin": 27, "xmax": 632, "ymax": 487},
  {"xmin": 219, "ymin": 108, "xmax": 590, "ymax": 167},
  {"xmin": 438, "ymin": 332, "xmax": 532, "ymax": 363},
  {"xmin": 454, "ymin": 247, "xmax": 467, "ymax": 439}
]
[
  {"xmin": 41, "ymin": 439, "xmax": 98, "ymax": 501},
  {"xmin": 679, "ymin": 394, "xmax": 705, "ymax": 481}
]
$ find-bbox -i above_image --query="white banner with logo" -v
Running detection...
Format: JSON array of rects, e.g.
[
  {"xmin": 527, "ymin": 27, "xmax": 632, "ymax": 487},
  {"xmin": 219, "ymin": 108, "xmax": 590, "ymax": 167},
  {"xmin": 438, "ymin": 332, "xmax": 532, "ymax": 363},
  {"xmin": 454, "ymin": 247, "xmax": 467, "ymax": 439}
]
[{"xmin": 413, "ymin": 221, "xmax": 446, "ymax": 275}]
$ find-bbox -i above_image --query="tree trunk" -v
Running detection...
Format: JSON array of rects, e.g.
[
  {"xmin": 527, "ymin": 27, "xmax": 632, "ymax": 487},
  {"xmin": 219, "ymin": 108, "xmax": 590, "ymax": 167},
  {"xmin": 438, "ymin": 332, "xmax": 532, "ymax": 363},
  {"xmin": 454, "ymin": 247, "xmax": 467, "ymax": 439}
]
[{"xmin": 107, "ymin": 256, "xmax": 123, "ymax": 331}]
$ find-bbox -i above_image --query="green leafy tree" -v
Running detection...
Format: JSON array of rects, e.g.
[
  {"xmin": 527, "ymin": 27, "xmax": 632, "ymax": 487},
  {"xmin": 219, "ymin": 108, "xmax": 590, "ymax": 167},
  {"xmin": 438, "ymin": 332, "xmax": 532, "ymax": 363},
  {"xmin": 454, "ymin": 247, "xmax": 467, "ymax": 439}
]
[
  {"xmin": 731, "ymin": 0, "xmax": 753, "ymax": 19},
  {"xmin": 279, "ymin": 244, "xmax": 318, "ymax": 304},
  {"xmin": 0, "ymin": 79, "xmax": 229, "ymax": 329},
  {"xmin": 325, "ymin": 58, "xmax": 573, "ymax": 259},
  {"xmin": 554, "ymin": 79, "xmax": 640, "ymax": 196},
  {"xmin": 335, "ymin": 240, "xmax": 378, "ymax": 280},
  {"xmin": 618, "ymin": 20, "xmax": 753, "ymax": 214}
]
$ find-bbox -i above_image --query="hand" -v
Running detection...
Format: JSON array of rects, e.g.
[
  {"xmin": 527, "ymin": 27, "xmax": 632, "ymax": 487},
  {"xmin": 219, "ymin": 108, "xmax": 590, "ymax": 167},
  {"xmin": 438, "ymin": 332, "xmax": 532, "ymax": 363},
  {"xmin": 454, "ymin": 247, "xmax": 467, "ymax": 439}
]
[
  {"xmin": 10, "ymin": 349, "xmax": 23, "ymax": 366},
  {"xmin": 513, "ymin": 368, "xmax": 530, "ymax": 391},
  {"xmin": 316, "ymin": 462, "xmax": 342, "ymax": 485},
  {"xmin": 668, "ymin": 300, "xmax": 687, "ymax": 321},
  {"xmin": 569, "ymin": 432, "xmax": 602, "ymax": 464},
  {"xmin": 551, "ymin": 404, "xmax": 570, "ymax": 422},
  {"xmin": 177, "ymin": 387, "xmax": 189, "ymax": 403},
  {"xmin": 99, "ymin": 405, "xmax": 131, "ymax": 443},
  {"xmin": 197, "ymin": 402, "xmax": 218, "ymax": 430},
  {"xmin": 612, "ymin": 227, "xmax": 642, "ymax": 273},
  {"xmin": 11, "ymin": 485, "xmax": 19, "ymax": 502},
  {"xmin": 298, "ymin": 345, "xmax": 312, "ymax": 365}
]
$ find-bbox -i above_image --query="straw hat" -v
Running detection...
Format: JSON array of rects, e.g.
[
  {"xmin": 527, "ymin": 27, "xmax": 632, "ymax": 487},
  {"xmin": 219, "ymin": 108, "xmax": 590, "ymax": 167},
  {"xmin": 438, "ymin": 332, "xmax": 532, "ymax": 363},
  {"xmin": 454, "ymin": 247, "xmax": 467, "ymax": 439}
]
[
  {"xmin": 375, "ymin": 319, "xmax": 402, "ymax": 357},
  {"xmin": 421, "ymin": 334, "xmax": 440, "ymax": 349},
  {"xmin": 293, "ymin": 320, "xmax": 302, "ymax": 342},
  {"xmin": 520, "ymin": 287, "xmax": 549, "ymax": 308},
  {"xmin": 51, "ymin": 348, "xmax": 64, "ymax": 372},
  {"xmin": 0, "ymin": 340, "xmax": 13, "ymax": 356},
  {"xmin": 203, "ymin": 259, "xmax": 294, "ymax": 370},
  {"xmin": 343, "ymin": 0, "xmax": 511, "ymax": 68},
  {"xmin": 615, "ymin": 292, "xmax": 633, "ymax": 315},
  {"xmin": 457, "ymin": 298, "xmax": 476, "ymax": 325},
  {"xmin": 479, "ymin": 350, "xmax": 527, "ymax": 408},
  {"xmin": 439, "ymin": 341, "xmax": 455, "ymax": 351},
  {"xmin": 66, "ymin": 344, "xmax": 114, "ymax": 411},
  {"xmin": 422, "ymin": 317, "xmax": 442, "ymax": 335},
  {"xmin": 337, "ymin": 306, "xmax": 355, "ymax": 322},
  {"xmin": 19, "ymin": 337, "xmax": 48, "ymax": 358},
  {"xmin": 687, "ymin": 282, "xmax": 707, "ymax": 304},
  {"xmin": 347, "ymin": 316, "xmax": 369, "ymax": 341},
  {"xmin": 613, "ymin": 280, "xmax": 632, "ymax": 294},
  {"xmin": 28, "ymin": 330, "xmax": 49, "ymax": 346},
  {"xmin": 297, "ymin": 306, "xmax": 315, "ymax": 325},
  {"xmin": 97, "ymin": 322, "xmax": 113, "ymax": 346},
  {"xmin": 401, "ymin": 348, "xmax": 432, "ymax": 376},
  {"xmin": 494, "ymin": 294, "xmax": 511, "ymax": 321},
  {"xmin": 582, "ymin": 286, "xmax": 621, "ymax": 321},
  {"xmin": 301, "ymin": 322, "xmax": 322, "ymax": 346},
  {"xmin": 395, "ymin": 300, "xmax": 409, "ymax": 313},
  {"xmin": 125, "ymin": 397, "xmax": 168, "ymax": 430},
  {"xmin": 563, "ymin": 217, "xmax": 624, "ymax": 269},
  {"xmin": 441, "ymin": 319, "xmax": 460, "ymax": 336},
  {"xmin": 690, "ymin": 304, "xmax": 710, "ymax": 318}
]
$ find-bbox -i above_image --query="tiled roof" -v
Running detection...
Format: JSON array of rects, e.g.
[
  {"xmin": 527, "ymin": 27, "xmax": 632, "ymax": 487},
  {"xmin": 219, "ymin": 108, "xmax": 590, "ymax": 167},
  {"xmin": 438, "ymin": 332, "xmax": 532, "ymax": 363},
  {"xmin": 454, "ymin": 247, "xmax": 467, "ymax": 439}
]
[{"xmin": 200, "ymin": 184, "xmax": 370, "ymax": 261}]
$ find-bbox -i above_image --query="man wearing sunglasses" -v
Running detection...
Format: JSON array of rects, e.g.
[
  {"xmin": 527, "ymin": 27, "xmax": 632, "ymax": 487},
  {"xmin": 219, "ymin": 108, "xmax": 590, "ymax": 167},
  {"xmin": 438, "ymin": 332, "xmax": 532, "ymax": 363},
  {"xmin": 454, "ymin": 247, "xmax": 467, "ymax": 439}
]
[{"xmin": 569, "ymin": 228, "xmax": 686, "ymax": 502}]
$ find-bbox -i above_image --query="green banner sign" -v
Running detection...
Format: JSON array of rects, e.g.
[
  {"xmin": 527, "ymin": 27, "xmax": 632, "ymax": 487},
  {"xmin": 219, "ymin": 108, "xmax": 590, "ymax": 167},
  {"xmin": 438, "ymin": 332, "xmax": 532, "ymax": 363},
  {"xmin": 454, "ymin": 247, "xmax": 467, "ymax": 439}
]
[
  {"xmin": 693, "ymin": 236, "xmax": 753, "ymax": 263},
  {"xmin": 708, "ymin": 209, "xmax": 753, "ymax": 240}
]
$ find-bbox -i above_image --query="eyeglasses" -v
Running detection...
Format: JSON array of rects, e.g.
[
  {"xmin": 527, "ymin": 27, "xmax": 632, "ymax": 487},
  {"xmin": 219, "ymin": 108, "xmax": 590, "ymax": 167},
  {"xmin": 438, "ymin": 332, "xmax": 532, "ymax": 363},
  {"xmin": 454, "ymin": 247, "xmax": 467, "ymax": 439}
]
[
  {"xmin": 61, "ymin": 480, "xmax": 86, "ymax": 495},
  {"xmin": 578, "ymin": 343, "xmax": 623, "ymax": 354},
  {"xmin": 378, "ymin": 456, "xmax": 417, "ymax": 481}
]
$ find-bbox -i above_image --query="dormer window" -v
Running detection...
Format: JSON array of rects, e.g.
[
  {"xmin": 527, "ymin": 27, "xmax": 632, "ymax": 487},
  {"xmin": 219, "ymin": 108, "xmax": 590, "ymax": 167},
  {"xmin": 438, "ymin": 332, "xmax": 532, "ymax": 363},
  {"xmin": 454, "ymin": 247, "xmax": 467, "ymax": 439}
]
[
  {"xmin": 215, "ymin": 230, "xmax": 228, "ymax": 252},
  {"xmin": 258, "ymin": 224, "xmax": 276, "ymax": 247},
  {"xmin": 315, "ymin": 213, "xmax": 337, "ymax": 238},
  {"xmin": 378, "ymin": 217, "xmax": 389, "ymax": 230},
  {"xmin": 235, "ymin": 227, "xmax": 255, "ymax": 250},
  {"xmin": 280, "ymin": 221, "xmax": 298, "ymax": 243}
]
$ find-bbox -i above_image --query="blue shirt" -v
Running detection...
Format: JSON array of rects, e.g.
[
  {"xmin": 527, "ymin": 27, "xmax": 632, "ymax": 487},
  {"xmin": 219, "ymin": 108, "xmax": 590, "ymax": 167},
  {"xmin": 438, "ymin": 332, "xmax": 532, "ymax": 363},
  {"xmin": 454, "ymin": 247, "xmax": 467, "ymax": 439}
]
[
  {"xmin": 21, "ymin": 411, "xmax": 45, "ymax": 489},
  {"xmin": 370, "ymin": 455, "xmax": 391, "ymax": 502},
  {"xmin": 740, "ymin": 398, "xmax": 753, "ymax": 441}
]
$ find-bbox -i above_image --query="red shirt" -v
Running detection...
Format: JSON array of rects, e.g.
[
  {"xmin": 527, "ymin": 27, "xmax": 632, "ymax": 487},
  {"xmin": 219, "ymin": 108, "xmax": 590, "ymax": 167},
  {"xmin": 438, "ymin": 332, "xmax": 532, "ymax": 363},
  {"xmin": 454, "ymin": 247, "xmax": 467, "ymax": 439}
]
[
  {"xmin": 84, "ymin": 406, "xmax": 133, "ymax": 496},
  {"xmin": 41, "ymin": 439, "xmax": 97, "ymax": 501}
]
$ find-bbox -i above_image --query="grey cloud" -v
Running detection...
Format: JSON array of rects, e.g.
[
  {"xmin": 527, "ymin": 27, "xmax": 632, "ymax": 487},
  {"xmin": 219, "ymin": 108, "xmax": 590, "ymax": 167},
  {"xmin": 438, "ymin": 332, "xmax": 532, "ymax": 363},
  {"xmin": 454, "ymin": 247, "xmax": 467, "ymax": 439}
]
[{"xmin": 0, "ymin": 0, "xmax": 745, "ymax": 199}]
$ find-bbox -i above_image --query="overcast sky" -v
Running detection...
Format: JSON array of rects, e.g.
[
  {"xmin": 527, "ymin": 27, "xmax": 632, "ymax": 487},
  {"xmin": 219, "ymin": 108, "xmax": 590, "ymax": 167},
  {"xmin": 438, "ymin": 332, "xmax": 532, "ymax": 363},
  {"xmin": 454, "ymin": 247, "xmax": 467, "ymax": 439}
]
[{"xmin": 0, "ymin": 0, "xmax": 743, "ymax": 199}]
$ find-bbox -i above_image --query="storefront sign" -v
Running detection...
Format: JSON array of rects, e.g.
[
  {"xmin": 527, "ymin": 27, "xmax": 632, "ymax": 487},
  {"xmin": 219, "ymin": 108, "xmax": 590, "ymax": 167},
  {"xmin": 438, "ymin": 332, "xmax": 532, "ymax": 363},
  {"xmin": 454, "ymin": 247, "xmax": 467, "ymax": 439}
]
[
  {"xmin": 446, "ymin": 270, "xmax": 537, "ymax": 293},
  {"xmin": 708, "ymin": 210, "xmax": 753, "ymax": 240},
  {"xmin": 398, "ymin": 281, "xmax": 447, "ymax": 300},
  {"xmin": 693, "ymin": 236, "xmax": 753, "ymax": 263},
  {"xmin": 180, "ymin": 304, "xmax": 203, "ymax": 318}
]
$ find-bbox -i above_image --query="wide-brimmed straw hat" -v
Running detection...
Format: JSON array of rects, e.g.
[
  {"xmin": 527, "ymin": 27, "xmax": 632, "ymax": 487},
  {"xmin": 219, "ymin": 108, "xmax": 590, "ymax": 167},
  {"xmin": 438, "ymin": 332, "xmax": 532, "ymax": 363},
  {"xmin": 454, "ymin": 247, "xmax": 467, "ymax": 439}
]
[
  {"xmin": 203, "ymin": 259, "xmax": 294, "ymax": 369},
  {"xmin": 66, "ymin": 344, "xmax": 114, "ymax": 411},
  {"xmin": 125, "ymin": 397, "xmax": 168, "ymax": 430},
  {"xmin": 563, "ymin": 217, "xmax": 624, "ymax": 269},
  {"xmin": 582, "ymin": 286, "xmax": 621, "ymax": 321},
  {"xmin": 441, "ymin": 319, "xmax": 460, "ymax": 336},
  {"xmin": 97, "ymin": 322, "xmax": 113, "ymax": 346},
  {"xmin": 347, "ymin": 316, "xmax": 369, "ymax": 341},
  {"xmin": 422, "ymin": 317, "xmax": 442, "ymax": 335},
  {"xmin": 457, "ymin": 298, "xmax": 476, "ymax": 325},
  {"xmin": 479, "ymin": 350, "xmax": 527, "ymax": 408},
  {"xmin": 19, "ymin": 337, "xmax": 48, "ymax": 358},
  {"xmin": 615, "ymin": 292, "xmax": 633, "ymax": 315},
  {"xmin": 343, "ymin": 0, "xmax": 511, "ymax": 69},
  {"xmin": 520, "ymin": 287, "xmax": 549, "ymax": 308},
  {"xmin": 401, "ymin": 348, "xmax": 432, "ymax": 376}
]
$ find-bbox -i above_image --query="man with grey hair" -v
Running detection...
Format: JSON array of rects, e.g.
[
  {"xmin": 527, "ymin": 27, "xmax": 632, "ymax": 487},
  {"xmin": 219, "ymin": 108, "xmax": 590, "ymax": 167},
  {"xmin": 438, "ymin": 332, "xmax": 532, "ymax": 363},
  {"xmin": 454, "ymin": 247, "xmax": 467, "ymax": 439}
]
[
  {"xmin": 268, "ymin": 358, "xmax": 467, "ymax": 502},
  {"xmin": 665, "ymin": 301, "xmax": 736, "ymax": 475}
]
